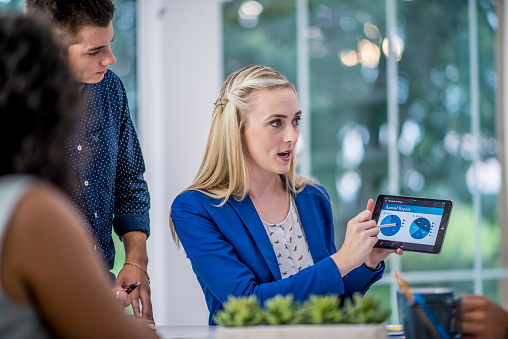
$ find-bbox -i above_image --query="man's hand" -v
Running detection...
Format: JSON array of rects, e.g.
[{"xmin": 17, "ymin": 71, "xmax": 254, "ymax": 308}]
[
  {"xmin": 461, "ymin": 295, "xmax": 508, "ymax": 339},
  {"xmin": 113, "ymin": 287, "xmax": 132, "ymax": 308},
  {"xmin": 115, "ymin": 263, "xmax": 152, "ymax": 319},
  {"xmin": 114, "ymin": 231, "xmax": 153, "ymax": 320}
]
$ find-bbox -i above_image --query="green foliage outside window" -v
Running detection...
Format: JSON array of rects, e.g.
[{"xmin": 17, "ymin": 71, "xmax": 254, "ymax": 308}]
[{"xmin": 223, "ymin": 0, "xmax": 499, "ymax": 309}]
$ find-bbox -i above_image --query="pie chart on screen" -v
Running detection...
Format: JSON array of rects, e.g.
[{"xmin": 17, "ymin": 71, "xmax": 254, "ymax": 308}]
[
  {"xmin": 379, "ymin": 214, "xmax": 401, "ymax": 236},
  {"xmin": 409, "ymin": 217, "xmax": 431, "ymax": 239}
]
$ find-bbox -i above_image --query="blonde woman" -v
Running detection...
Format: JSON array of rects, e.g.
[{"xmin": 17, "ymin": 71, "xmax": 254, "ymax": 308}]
[{"xmin": 170, "ymin": 65, "xmax": 402, "ymax": 325}]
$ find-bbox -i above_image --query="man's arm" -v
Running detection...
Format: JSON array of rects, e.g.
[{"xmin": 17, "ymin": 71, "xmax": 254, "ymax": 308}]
[{"xmin": 109, "ymin": 71, "xmax": 152, "ymax": 319}]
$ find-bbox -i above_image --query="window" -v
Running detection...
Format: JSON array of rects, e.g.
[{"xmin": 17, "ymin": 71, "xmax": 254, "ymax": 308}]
[{"xmin": 223, "ymin": 0, "xmax": 503, "ymax": 320}]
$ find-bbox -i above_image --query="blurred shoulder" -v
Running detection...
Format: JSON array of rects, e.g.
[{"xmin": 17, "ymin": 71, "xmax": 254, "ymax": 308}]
[{"xmin": 12, "ymin": 181, "xmax": 85, "ymax": 239}]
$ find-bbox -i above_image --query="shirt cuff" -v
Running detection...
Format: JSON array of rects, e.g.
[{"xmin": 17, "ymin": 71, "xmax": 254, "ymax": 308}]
[
  {"xmin": 113, "ymin": 214, "xmax": 150, "ymax": 238},
  {"xmin": 363, "ymin": 262, "xmax": 383, "ymax": 272}
]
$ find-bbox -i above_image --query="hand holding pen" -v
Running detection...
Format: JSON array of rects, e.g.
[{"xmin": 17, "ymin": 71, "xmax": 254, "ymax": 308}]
[{"xmin": 115, "ymin": 281, "xmax": 140, "ymax": 307}]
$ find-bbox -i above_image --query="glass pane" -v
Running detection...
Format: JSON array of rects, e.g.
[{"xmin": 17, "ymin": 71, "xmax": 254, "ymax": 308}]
[
  {"xmin": 110, "ymin": 0, "xmax": 138, "ymax": 122},
  {"xmin": 307, "ymin": 0, "xmax": 387, "ymax": 244},
  {"xmin": 222, "ymin": 0, "xmax": 499, "ymax": 300},
  {"xmin": 364, "ymin": 284, "xmax": 391, "ymax": 321},
  {"xmin": 396, "ymin": 0, "xmax": 497, "ymax": 272},
  {"xmin": 0, "ymin": 0, "xmax": 23, "ymax": 12},
  {"xmin": 484, "ymin": 279, "xmax": 500, "ymax": 304},
  {"xmin": 223, "ymin": 0, "xmax": 297, "ymax": 83},
  {"xmin": 478, "ymin": 0, "xmax": 499, "ymax": 270}
]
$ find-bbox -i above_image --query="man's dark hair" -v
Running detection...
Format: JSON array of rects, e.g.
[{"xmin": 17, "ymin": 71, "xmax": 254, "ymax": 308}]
[
  {"xmin": 25, "ymin": 0, "xmax": 115, "ymax": 45},
  {"xmin": 0, "ymin": 13, "xmax": 80, "ymax": 189}
]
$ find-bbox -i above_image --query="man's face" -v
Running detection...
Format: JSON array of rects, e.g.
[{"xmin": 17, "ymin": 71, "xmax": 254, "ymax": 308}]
[{"xmin": 67, "ymin": 22, "xmax": 116, "ymax": 84}]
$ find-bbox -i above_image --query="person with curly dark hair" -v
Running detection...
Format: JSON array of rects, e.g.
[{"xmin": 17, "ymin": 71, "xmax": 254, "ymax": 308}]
[
  {"xmin": 0, "ymin": 17, "xmax": 76, "ymax": 189},
  {"xmin": 25, "ymin": 0, "xmax": 153, "ymax": 320},
  {"xmin": 0, "ymin": 11, "xmax": 156, "ymax": 338},
  {"xmin": 0, "ymin": 13, "xmax": 159, "ymax": 339}
]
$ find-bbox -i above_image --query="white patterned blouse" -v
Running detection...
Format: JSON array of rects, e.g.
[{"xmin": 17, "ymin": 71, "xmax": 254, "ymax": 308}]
[{"xmin": 261, "ymin": 194, "xmax": 314, "ymax": 278}]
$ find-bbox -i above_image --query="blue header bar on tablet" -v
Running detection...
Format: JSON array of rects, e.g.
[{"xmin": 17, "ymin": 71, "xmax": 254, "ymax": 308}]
[{"xmin": 382, "ymin": 203, "xmax": 444, "ymax": 215}]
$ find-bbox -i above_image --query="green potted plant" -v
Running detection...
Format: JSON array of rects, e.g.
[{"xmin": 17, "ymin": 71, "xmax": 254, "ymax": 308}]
[{"xmin": 214, "ymin": 293, "xmax": 389, "ymax": 339}]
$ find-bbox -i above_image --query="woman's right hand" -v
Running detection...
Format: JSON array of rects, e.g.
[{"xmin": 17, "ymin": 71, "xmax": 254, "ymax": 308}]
[{"xmin": 331, "ymin": 199, "xmax": 379, "ymax": 276}]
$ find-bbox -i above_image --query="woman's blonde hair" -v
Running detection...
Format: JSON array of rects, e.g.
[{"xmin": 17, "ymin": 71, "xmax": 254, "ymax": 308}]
[{"xmin": 170, "ymin": 65, "xmax": 314, "ymax": 241}]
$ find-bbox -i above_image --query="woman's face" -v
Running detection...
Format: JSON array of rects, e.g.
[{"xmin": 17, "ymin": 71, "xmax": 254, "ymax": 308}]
[{"xmin": 242, "ymin": 88, "xmax": 301, "ymax": 179}]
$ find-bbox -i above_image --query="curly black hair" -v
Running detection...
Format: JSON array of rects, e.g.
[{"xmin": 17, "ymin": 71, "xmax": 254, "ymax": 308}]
[{"xmin": 0, "ymin": 13, "xmax": 80, "ymax": 189}]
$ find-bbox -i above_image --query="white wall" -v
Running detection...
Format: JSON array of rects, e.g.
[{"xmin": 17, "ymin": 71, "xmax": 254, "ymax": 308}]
[{"xmin": 138, "ymin": 0, "xmax": 223, "ymax": 326}]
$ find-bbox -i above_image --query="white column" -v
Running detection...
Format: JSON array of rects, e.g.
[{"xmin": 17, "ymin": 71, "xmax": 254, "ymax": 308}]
[{"xmin": 138, "ymin": 0, "xmax": 223, "ymax": 325}]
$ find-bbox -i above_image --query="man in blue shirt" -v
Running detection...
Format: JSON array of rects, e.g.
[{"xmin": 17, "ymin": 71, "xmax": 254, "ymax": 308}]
[{"xmin": 25, "ymin": 0, "xmax": 153, "ymax": 320}]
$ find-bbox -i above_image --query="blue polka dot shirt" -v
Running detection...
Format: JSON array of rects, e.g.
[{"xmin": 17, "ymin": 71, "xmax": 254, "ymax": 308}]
[{"xmin": 66, "ymin": 70, "xmax": 150, "ymax": 270}]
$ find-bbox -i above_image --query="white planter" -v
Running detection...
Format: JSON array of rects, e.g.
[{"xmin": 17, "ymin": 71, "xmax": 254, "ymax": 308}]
[{"xmin": 216, "ymin": 323, "xmax": 387, "ymax": 339}]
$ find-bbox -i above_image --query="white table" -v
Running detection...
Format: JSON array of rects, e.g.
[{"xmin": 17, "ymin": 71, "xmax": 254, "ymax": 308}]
[
  {"xmin": 154, "ymin": 325, "xmax": 404, "ymax": 339},
  {"xmin": 155, "ymin": 326, "xmax": 216, "ymax": 339}
]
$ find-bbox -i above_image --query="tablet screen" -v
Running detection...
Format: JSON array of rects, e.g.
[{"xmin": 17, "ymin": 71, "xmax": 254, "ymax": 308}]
[{"xmin": 372, "ymin": 195, "xmax": 453, "ymax": 254}]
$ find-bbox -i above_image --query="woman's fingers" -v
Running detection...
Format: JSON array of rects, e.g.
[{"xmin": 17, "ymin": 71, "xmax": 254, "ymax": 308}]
[
  {"xmin": 366, "ymin": 199, "xmax": 375, "ymax": 213},
  {"xmin": 349, "ymin": 209, "xmax": 373, "ymax": 225}
]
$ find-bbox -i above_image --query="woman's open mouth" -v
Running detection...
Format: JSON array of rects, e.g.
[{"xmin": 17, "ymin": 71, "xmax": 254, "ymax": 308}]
[{"xmin": 278, "ymin": 150, "xmax": 292, "ymax": 160}]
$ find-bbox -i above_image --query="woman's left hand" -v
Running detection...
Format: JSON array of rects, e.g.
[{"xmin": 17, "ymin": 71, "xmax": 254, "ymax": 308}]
[
  {"xmin": 362, "ymin": 199, "xmax": 403, "ymax": 269},
  {"xmin": 365, "ymin": 247, "xmax": 403, "ymax": 268}
]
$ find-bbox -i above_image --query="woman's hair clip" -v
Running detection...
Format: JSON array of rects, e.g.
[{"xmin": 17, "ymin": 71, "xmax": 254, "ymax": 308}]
[{"xmin": 214, "ymin": 98, "xmax": 229, "ymax": 107}]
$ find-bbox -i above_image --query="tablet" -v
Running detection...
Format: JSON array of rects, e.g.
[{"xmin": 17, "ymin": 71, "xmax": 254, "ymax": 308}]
[{"xmin": 372, "ymin": 194, "xmax": 453, "ymax": 254}]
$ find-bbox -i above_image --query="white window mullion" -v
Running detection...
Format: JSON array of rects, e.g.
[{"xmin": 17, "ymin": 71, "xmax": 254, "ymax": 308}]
[
  {"xmin": 468, "ymin": 0, "xmax": 483, "ymax": 295},
  {"xmin": 385, "ymin": 0, "xmax": 401, "ymax": 325},
  {"xmin": 296, "ymin": 0, "xmax": 311, "ymax": 177}
]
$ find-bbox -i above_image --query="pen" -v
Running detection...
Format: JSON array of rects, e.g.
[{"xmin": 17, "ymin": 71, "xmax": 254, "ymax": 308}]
[
  {"xmin": 377, "ymin": 223, "xmax": 398, "ymax": 228},
  {"xmin": 393, "ymin": 271, "xmax": 450, "ymax": 339},
  {"xmin": 124, "ymin": 281, "xmax": 140, "ymax": 294}
]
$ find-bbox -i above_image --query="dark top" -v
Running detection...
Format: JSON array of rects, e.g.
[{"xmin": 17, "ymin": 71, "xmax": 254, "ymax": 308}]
[{"xmin": 67, "ymin": 70, "xmax": 150, "ymax": 270}]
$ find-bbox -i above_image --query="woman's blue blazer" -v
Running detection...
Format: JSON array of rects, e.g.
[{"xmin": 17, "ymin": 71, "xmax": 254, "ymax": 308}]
[{"xmin": 170, "ymin": 184, "xmax": 384, "ymax": 325}]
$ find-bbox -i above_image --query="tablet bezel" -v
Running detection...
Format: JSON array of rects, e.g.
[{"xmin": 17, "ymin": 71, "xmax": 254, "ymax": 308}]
[{"xmin": 372, "ymin": 194, "xmax": 453, "ymax": 254}]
